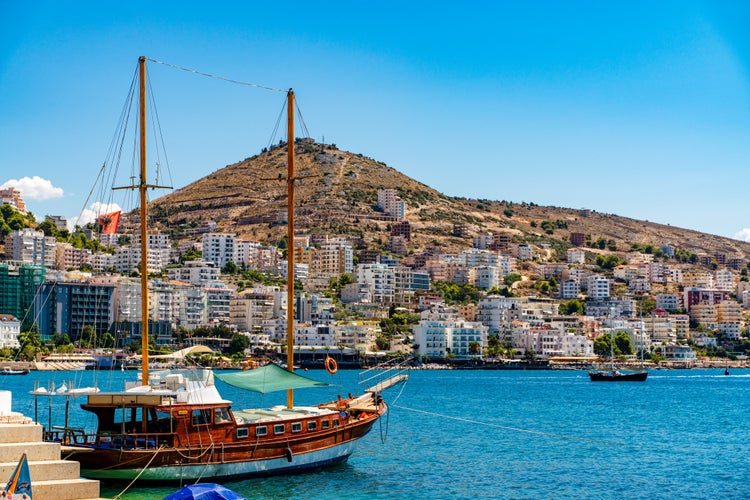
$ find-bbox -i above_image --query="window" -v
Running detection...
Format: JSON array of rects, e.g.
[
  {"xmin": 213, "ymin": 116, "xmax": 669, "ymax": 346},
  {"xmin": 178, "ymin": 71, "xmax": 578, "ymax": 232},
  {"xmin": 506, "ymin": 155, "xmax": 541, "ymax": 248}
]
[
  {"xmin": 273, "ymin": 424, "xmax": 285, "ymax": 435},
  {"xmin": 236, "ymin": 427, "xmax": 249, "ymax": 439},
  {"xmin": 192, "ymin": 409, "xmax": 211, "ymax": 426},
  {"xmin": 291, "ymin": 422, "xmax": 302, "ymax": 433},
  {"xmin": 321, "ymin": 420, "xmax": 330, "ymax": 430},
  {"xmin": 256, "ymin": 425, "xmax": 267, "ymax": 437},
  {"xmin": 214, "ymin": 408, "xmax": 231, "ymax": 424},
  {"xmin": 307, "ymin": 421, "xmax": 317, "ymax": 432},
  {"xmin": 333, "ymin": 419, "xmax": 340, "ymax": 428}
]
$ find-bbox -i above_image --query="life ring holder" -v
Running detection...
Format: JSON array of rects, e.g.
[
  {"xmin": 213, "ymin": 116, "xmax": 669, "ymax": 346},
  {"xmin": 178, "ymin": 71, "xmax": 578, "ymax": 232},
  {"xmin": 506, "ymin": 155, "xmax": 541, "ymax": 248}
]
[{"xmin": 325, "ymin": 357, "xmax": 338, "ymax": 375}]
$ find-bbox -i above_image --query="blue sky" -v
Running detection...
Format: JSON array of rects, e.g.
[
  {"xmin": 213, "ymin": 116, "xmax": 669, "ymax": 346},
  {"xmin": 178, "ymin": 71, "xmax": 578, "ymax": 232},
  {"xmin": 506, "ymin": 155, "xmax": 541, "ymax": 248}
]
[{"xmin": 1, "ymin": 1, "xmax": 749, "ymax": 239}]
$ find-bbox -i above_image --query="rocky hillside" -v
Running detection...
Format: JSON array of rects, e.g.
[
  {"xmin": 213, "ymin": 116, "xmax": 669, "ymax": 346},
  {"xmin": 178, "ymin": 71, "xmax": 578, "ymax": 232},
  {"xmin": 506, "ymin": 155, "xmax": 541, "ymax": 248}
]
[{"xmin": 148, "ymin": 139, "xmax": 750, "ymax": 261}]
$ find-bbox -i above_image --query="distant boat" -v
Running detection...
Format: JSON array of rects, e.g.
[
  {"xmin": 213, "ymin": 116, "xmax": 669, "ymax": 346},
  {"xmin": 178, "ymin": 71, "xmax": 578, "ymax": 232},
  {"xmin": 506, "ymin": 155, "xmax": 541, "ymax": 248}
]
[
  {"xmin": 589, "ymin": 369, "xmax": 648, "ymax": 382},
  {"xmin": 0, "ymin": 367, "xmax": 29, "ymax": 375},
  {"xmin": 589, "ymin": 309, "xmax": 647, "ymax": 382}
]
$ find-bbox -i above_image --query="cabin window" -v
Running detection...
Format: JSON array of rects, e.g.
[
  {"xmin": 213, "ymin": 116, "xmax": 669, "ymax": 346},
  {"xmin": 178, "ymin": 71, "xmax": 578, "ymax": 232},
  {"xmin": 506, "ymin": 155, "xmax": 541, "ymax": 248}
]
[
  {"xmin": 321, "ymin": 420, "xmax": 330, "ymax": 430},
  {"xmin": 256, "ymin": 426, "xmax": 267, "ymax": 437},
  {"xmin": 236, "ymin": 427, "xmax": 249, "ymax": 439},
  {"xmin": 291, "ymin": 422, "xmax": 302, "ymax": 433},
  {"xmin": 307, "ymin": 421, "xmax": 317, "ymax": 432},
  {"xmin": 214, "ymin": 408, "xmax": 231, "ymax": 424},
  {"xmin": 333, "ymin": 419, "xmax": 340, "ymax": 428},
  {"xmin": 192, "ymin": 409, "xmax": 211, "ymax": 426},
  {"xmin": 273, "ymin": 424, "xmax": 285, "ymax": 435}
]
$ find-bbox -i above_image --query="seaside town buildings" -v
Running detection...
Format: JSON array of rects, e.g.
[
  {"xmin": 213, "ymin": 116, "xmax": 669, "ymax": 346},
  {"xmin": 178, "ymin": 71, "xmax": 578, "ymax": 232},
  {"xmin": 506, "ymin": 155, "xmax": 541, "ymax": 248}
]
[{"xmin": 1, "ymin": 187, "xmax": 750, "ymax": 365}]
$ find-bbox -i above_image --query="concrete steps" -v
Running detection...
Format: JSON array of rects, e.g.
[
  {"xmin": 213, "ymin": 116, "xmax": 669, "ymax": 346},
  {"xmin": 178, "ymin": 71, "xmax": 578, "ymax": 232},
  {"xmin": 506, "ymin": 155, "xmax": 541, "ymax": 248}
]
[{"xmin": 0, "ymin": 421, "xmax": 104, "ymax": 499}]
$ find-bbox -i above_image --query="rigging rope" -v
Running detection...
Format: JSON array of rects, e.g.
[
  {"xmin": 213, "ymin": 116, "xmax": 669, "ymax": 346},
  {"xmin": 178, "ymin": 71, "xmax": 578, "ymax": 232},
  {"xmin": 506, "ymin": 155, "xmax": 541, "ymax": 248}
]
[
  {"xmin": 392, "ymin": 404, "xmax": 625, "ymax": 446},
  {"xmin": 145, "ymin": 58, "xmax": 287, "ymax": 93}
]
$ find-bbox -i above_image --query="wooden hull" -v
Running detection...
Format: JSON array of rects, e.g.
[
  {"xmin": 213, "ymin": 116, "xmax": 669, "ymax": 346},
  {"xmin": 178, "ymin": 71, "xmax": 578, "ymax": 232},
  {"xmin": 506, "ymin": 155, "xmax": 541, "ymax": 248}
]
[
  {"xmin": 64, "ymin": 404, "xmax": 383, "ymax": 482},
  {"xmin": 588, "ymin": 370, "xmax": 648, "ymax": 382}
]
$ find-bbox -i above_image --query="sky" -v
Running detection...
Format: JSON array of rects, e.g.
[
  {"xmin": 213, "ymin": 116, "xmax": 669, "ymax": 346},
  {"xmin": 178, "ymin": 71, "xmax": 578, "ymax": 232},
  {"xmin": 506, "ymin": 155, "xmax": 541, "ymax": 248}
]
[{"xmin": 1, "ymin": 1, "xmax": 749, "ymax": 239}]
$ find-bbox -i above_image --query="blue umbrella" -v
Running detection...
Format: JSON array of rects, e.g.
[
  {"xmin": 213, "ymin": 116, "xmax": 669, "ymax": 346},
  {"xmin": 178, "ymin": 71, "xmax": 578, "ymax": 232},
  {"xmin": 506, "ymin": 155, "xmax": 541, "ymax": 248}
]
[{"xmin": 163, "ymin": 483, "xmax": 246, "ymax": 500}]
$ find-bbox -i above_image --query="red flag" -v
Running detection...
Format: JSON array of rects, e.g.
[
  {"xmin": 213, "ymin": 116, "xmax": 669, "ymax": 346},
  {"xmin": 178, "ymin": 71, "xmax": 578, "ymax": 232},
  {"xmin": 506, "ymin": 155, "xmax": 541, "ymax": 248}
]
[{"xmin": 98, "ymin": 211, "xmax": 121, "ymax": 234}]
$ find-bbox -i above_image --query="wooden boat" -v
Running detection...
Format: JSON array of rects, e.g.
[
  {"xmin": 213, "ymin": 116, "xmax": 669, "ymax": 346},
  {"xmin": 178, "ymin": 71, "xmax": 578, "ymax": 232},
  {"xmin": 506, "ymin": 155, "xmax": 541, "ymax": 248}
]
[{"xmin": 52, "ymin": 56, "xmax": 406, "ymax": 482}]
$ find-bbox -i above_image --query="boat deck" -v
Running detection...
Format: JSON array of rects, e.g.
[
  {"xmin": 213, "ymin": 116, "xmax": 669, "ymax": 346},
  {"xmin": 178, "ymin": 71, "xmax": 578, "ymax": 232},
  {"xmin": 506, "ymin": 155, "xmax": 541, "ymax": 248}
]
[{"xmin": 233, "ymin": 405, "xmax": 338, "ymax": 423}]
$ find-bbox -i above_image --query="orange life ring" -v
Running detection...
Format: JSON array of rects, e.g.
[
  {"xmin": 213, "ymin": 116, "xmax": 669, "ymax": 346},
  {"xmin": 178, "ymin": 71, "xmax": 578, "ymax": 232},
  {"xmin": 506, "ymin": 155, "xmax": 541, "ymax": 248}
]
[{"xmin": 325, "ymin": 357, "xmax": 338, "ymax": 375}]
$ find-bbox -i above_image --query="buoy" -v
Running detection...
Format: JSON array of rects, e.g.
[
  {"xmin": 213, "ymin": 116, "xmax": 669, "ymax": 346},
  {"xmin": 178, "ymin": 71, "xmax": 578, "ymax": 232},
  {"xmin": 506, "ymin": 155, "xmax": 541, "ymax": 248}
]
[{"xmin": 325, "ymin": 357, "xmax": 338, "ymax": 375}]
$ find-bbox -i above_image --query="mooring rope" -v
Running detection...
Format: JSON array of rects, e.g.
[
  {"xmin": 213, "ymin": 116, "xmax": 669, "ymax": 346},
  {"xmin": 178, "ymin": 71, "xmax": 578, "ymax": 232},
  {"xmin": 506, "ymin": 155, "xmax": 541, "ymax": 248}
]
[
  {"xmin": 392, "ymin": 404, "xmax": 625, "ymax": 445},
  {"xmin": 113, "ymin": 445, "xmax": 165, "ymax": 499}
]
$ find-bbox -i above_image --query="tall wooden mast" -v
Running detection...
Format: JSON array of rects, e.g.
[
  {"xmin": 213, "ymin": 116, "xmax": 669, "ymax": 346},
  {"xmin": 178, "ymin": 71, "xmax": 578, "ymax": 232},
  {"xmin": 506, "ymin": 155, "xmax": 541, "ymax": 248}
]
[
  {"xmin": 138, "ymin": 56, "xmax": 150, "ymax": 385},
  {"xmin": 113, "ymin": 57, "xmax": 169, "ymax": 384},
  {"xmin": 286, "ymin": 89, "xmax": 295, "ymax": 409}
]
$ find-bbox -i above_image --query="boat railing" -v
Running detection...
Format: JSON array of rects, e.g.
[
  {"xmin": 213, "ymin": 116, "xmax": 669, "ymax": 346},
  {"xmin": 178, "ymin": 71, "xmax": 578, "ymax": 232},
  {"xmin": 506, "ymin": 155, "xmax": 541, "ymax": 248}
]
[
  {"xmin": 46, "ymin": 427, "xmax": 175, "ymax": 450},
  {"xmin": 358, "ymin": 357, "xmax": 411, "ymax": 394}
]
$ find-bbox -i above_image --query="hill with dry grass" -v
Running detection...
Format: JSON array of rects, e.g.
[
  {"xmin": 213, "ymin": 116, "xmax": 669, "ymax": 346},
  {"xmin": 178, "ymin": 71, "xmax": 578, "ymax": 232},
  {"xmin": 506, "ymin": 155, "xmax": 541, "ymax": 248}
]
[{"xmin": 148, "ymin": 139, "xmax": 750, "ymax": 263}]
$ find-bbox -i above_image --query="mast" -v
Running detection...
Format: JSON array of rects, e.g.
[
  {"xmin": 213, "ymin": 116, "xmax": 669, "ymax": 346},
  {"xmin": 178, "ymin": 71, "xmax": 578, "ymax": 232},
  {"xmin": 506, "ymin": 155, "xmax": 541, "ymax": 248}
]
[
  {"xmin": 286, "ymin": 89, "xmax": 295, "ymax": 409},
  {"xmin": 139, "ymin": 56, "xmax": 150, "ymax": 385},
  {"xmin": 113, "ymin": 57, "xmax": 170, "ymax": 384}
]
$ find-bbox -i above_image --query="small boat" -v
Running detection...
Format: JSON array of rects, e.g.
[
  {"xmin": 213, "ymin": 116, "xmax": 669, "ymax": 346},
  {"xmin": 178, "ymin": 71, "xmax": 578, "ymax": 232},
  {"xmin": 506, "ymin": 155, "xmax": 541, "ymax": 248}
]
[
  {"xmin": 0, "ymin": 367, "xmax": 29, "ymax": 375},
  {"xmin": 588, "ymin": 369, "xmax": 648, "ymax": 382},
  {"xmin": 589, "ymin": 309, "xmax": 647, "ymax": 382}
]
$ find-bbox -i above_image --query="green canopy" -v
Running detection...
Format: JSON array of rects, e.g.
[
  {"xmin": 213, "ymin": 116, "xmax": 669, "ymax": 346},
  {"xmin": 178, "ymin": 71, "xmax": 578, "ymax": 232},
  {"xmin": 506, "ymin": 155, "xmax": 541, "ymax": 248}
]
[{"xmin": 215, "ymin": 363, "xmax": 330, "ymax": 394}]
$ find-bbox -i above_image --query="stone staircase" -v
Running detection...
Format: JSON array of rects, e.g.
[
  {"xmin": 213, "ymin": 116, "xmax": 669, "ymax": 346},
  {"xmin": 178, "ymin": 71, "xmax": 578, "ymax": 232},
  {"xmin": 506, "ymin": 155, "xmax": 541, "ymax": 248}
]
[{"xmin": 0, "ymin": 419, "xmax": 103, "ymax": 499}]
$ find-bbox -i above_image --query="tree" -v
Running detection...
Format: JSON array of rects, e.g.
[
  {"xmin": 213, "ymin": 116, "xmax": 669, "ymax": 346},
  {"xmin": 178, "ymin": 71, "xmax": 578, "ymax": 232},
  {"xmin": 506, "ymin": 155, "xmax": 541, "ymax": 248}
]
[
  {"xmin": 226, "ymin": 333, "xmax": 250, "ymax": 355},
  {"xmin": 469, "ymin": 341, "xmax": 481, "ymax": 356},
  {"xmin": 559, "ymin": 299, "xmax": 584, "ymax": 315}
]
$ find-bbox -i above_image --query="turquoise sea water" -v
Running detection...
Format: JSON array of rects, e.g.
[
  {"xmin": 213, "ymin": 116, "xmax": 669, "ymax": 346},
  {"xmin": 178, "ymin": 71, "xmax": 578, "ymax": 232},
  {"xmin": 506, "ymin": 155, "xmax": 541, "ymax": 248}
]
[{"xmin": 3, "ymin": 368, "xmax": 749, "ymax": 499}]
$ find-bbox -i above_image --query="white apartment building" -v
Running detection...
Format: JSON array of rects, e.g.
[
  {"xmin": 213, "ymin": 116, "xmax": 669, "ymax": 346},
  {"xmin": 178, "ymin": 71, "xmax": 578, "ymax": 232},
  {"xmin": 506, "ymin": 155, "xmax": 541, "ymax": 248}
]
[
  {"xmin": 516, "ymin": 244, "xmax": 533, "ymax": 261},
  {"xmin": 587, "ymin": 275, "xmax": 611, "ymax": 299},
  {"xmin": 202, "ymin": 233, "xmax": 236, "ymax": 268},
  {"xmin": 335, "ymin": 322, "xmax": 380, "ymax": 351},
  {"xmin": 55, "ymin": 243, "xmax": 92, "ymax": 270},
  {"xmin": 0, "ymin": 187, "xmax": 26, "ymax": 213},
  {"xmin": 558, "ymin": 280, "xmax": 580, "ymax": 299},
  {"xmin": 377, "ymin": 188, "xmax": 405, "ymax": 220},
  {"xmin": 5, "ymin": 229, "xmax": 56, "ymax": 267},
  {"xmin": 90, "ymin": 252, "xmax": 116, "ymax": 272},
  {"xmin": 0, "ymin": 314, "xmax": 20, "ymax": 348},
  {"xmin": 512, "ymin": 327, "xmax": 594, "ymax": 358},
  {"xmin": 656, "ymin": 294, "xmax": 680, "ymax": 311},
  {"xmin": 230, "ymin": 288, "xmax": 280, "ymax": 333},
  {"xmin": 167, "ymin": 259, "xmax": 221, "ymax": 285},
  {"xmin": 566, "ymin": 248, "xmax": 585, "ymax": 264},
  {"xmin": 357, "ymin": 263, "xmax": 395, "ymax": 304},
  {"xmin": 476, "ymin": 266, "xmax": 502, "ymax": 291},
  {"xmin": 717, "ymin": 300, "xmax": 742, "ymax": 340},
  {"xmin": 714, "ymin": 269, "xmax": 735, "ymax": 292},
  {"xmin": 413, "ymin": 318, "xmax": 488, "ymax": 359},
  {"xmin": 294, "ymin": 324, "xmax": 337, "ymax": 348}
]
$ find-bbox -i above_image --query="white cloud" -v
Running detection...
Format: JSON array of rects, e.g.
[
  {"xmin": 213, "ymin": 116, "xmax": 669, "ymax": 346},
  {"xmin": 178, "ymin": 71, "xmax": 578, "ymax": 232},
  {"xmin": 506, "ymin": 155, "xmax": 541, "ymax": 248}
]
[
  {"xmin": 1, "ymin": 176, "xmax": 64, "ymax": 200},
  {"xmin": 734, "ymin": 228, "xmax": 750, "ymax": 242},
  {"xmin": 68, "ymin": 201, "xmax": 122, "ymax": 231}
]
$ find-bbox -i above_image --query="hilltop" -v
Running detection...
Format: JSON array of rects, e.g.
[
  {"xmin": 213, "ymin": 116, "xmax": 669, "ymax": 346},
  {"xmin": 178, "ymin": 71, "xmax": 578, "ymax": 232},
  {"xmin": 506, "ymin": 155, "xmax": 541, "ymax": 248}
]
[{"xmin": 149, "ymin": 139, "xmax": 750, "ymax": 262}]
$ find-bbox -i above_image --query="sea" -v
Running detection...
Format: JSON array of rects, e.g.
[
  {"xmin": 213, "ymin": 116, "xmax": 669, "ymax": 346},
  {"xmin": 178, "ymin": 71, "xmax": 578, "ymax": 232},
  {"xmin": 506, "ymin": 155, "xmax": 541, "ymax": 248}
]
[{"xmin": 2, "ymin": 367, "xmax": 749, "ymax": 499}]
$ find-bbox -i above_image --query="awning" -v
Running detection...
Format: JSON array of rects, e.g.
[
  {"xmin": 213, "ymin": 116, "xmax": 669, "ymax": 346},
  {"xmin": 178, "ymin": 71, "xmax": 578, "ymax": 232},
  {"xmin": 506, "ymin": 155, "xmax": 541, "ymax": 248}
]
[
  {"xmin": 215, "ymin": 363, "xmax": 330, "ymax": 394},
  {"xmin": 143, "ymin": 345, "xmax": 215, "ymax": 360}
]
